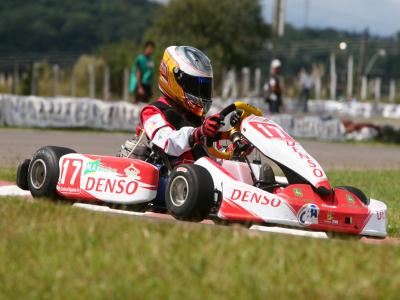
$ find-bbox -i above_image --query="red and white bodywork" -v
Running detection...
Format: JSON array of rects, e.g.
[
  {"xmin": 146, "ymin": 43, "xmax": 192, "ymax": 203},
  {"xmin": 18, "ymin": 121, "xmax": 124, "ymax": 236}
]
[
  {"xmin": 54, "ymin": 114, "xmax": 387, "ymax": 237},
  {"xmin": 57, "ymin": 154, "xmax": 159, "ymax": 204},
  {"xmin": 196, "ymin": 115, "xmax": 387, "ymax": 237}
]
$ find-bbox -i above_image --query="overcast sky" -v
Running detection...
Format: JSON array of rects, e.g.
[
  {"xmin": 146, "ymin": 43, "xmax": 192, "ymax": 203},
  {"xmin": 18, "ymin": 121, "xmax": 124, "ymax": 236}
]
[
  {"xmin": 264, "ymin": 0, "xmax": 400, "ymax": 36},
  {"xmin": 154, "ymin": 0, "xmax": 400, "ymax": 36}
]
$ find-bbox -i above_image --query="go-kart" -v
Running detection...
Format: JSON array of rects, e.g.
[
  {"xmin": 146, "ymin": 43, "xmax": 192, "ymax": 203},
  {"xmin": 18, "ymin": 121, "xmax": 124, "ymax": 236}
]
[{"xmin": 16, "ymin": 101, "xmax": 387, "ymax": 237}]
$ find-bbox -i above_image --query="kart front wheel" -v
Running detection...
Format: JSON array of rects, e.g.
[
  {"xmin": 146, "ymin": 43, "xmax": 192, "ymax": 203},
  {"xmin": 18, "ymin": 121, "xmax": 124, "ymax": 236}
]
[
  {"xmin": 28, "ymin": 146, "xmax": 76, "ymax": 198},
  {"xmin": 166, "ymin": 164, "xmax": 214, "ymax": 221}
]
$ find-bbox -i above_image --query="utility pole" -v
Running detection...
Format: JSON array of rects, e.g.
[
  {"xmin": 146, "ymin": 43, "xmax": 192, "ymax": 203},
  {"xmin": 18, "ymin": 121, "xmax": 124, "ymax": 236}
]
[
  {"xmin": 123, "ymin": 67, "xmax": 129, "ymax": 102},
  {"xmin": 330, "ymin": 53, "xmax": 337, "ymax": 100},
  {"xmin": 12, "ymin": 62, "xmax": 19, "ymax": 94},
  {"xmin": 273, "ymin": 0, "xmax": 285, "ymax": 37},
  {"xmin": 272, "ymin": 0, "xmax": 285, "ymax": 57},
  {"xmin": 88, "ymin": 64, "xmax": 95, "ymax": 98},
  {"xmin": 357, "ymin": 29, "xmax": 367, "ymax": 97},
  {"xmin": 304, "ymin": 0, "xmax": 310, "ymax": 28},
  {"xmin": 346, "ymin": 55, "xmax": 354, "ymax": 98},
  {"xmin": 52, "ymin": 64, "xmax": 60, "ymax": 97}
]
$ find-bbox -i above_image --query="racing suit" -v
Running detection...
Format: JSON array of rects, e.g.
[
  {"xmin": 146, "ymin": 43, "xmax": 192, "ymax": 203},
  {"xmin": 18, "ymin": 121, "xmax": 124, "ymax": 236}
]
[{"xmin": 140, "ymin": 96, "xmax": 211, "ymax": 164}]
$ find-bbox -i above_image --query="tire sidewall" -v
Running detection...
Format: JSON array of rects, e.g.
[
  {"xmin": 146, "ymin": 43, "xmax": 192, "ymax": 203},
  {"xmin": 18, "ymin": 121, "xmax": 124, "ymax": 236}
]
[
  {"xmin": 166, "ymin": 167, "xmax": 200, "ymax": 215},
  {"xmin": 166, "ymin": 164, "xmax": 214, "ymax": 221},
  {"xmin": 27, "ymin": 146, "xmax": 76, "ymax": 198}
]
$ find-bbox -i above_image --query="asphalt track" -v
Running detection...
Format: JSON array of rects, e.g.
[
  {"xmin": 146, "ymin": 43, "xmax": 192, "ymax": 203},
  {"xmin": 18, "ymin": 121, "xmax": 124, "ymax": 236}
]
[{"xmin": 1, "ymin": 128, "xmax": 400, "ymax": 170}]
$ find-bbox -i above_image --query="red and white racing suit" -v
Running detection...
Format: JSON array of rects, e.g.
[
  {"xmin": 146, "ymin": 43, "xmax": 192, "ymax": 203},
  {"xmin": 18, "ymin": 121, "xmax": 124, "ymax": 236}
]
[{"xmin": 140, "ymin": 97, "xmax": 206, "ymax": 163}]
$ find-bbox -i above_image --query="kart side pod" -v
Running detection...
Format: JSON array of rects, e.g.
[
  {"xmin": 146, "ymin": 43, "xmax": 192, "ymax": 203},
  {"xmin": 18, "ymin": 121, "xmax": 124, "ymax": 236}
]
[{"xmin": 57, "ymin": 154, "xmax": 159, "ymax": 204}]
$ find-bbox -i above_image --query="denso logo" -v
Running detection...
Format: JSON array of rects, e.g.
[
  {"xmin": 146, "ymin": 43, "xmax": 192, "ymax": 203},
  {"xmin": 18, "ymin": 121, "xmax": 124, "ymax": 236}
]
[
  {"xmin": 85, "ymin": 177, "xmax": 138, "ymax": 195},
  {"xmin": 285, "ymin": 140, "xmax": 324, "ymax": 178},
  {"xmin": 248, "ymin": 120, "xmax": 324, "ymax": 178},
  {"xmin": 230, "ymin": 189, "xmax": 281, "ymax": 207}
]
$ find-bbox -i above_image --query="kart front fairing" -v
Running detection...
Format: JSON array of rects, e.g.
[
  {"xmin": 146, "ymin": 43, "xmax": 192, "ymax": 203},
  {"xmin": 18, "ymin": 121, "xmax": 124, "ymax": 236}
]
[
  {"xmin": 195, "ymin": 156, "xmax": 387, "ymax": 237},
  {"xmin": 195, "ymin": 115, "xmax": 387, "ymax": 237},
  {"xmin": 240, "ymin": 115, "xmax": 330, "ymax": 190}
]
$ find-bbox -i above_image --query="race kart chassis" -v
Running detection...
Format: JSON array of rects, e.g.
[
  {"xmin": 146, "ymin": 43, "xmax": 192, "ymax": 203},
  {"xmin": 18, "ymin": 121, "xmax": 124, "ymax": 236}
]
[{"xmin": 16, "ymin": 102, "xmax": 388, "ymax": 238}]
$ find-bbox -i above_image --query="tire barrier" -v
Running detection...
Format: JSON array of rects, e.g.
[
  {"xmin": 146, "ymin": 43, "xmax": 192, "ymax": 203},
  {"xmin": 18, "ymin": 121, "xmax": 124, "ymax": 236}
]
[
  {"xmin": 308, "ymin": 100, "xmax": 400, "ymax": 119},
  {"xmin": 1, "ymin": 94, "xmax": 397, "ymax": 141},
  {"xmin": 0, "ymin": 94, "xmax": 144, "ymax": 131}
]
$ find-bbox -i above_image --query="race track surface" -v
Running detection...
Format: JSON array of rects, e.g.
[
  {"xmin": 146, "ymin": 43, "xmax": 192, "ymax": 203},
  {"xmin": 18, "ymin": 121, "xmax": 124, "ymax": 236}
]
[{"xmin": 1, "ymin": 128, "xmax": 400, "ymax": 170}]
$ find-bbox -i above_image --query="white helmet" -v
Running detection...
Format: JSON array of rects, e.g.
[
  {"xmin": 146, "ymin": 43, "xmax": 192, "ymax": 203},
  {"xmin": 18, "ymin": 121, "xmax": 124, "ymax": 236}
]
[{"xmin": 271, "ymin": 59, "xmax": 282, "ymax": 69}]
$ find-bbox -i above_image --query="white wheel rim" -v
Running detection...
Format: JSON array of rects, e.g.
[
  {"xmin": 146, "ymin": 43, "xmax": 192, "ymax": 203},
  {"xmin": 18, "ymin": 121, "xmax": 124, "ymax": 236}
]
[
  {"xmin": 170, "ymin": 176, "xmax": 189, "ymax": 207},
  {"xmin": 30, "ymin": 159, "xmax": 47, "ymax": 189}
]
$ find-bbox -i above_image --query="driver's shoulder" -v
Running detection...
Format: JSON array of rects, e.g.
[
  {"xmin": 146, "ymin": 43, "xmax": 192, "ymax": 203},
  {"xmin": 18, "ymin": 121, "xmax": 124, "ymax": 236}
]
[{"xmin": 140, "ymin": 98, "xmax": 170, "ymax": 123}]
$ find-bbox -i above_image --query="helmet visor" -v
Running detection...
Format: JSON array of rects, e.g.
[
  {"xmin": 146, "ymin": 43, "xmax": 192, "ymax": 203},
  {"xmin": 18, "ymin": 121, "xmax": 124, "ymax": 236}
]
[
  {"xmin": 175, "ymin": 71, "xmax": 213, "ymax": 113},
  {"xmin": 185, "ymin": 93, "xmax": 212, "ymax": 114}
]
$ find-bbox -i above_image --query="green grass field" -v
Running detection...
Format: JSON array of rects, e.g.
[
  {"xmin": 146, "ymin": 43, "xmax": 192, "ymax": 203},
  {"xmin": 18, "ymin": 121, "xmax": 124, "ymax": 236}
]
[{"xmin": 1, "ymin": 169, "xmax": 399, "ymax": 299}]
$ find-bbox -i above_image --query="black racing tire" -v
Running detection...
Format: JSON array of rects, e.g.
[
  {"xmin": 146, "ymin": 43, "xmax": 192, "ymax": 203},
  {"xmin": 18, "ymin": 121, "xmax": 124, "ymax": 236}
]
[
  {"xmin": 336, "ymin": 185, "xmax": 370, "ymax": 205},
  {"xmin": 27, "ymin": 146, "xmax": 76, "ymax": 199},
  {"xmin": 16, "ymin": 159, "xmax": 31, "ymax": 190},
  {"xmin": 166, "ymin": 164, "xmax": 214, "ymax": 221}
]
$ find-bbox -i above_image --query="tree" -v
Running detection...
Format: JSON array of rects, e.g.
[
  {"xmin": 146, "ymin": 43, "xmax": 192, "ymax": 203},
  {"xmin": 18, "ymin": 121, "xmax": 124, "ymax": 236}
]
[
  {"xmin": 0, "ymin": 0, "xmax": 159, "ymax": 55},
  {"xmin": 145, "ymin": 0, "xmax": 269, "ymax": 76}
]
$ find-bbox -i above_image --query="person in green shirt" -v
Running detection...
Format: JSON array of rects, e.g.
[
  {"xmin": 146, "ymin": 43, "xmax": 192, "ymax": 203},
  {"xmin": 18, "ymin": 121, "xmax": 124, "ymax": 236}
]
[{"xmin": 129, "ymin": 40, "xmax": 155, "ymax": 102}]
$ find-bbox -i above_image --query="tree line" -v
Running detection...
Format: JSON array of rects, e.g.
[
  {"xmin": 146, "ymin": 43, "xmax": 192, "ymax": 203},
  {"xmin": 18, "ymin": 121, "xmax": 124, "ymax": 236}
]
[{"xmin": 0, "ymin": 0, "xmax": 399, "ymax": 98}]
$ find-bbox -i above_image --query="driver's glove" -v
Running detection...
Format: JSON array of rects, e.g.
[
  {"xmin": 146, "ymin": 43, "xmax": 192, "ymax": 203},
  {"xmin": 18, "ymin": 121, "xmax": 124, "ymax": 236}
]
[
  {"xmin": 230, "ymin": 110, "xmax": 242, "ymax": 126},
  {"xmin": 189, "ymin": 114, "xmax": 224, "ymax": 147}
]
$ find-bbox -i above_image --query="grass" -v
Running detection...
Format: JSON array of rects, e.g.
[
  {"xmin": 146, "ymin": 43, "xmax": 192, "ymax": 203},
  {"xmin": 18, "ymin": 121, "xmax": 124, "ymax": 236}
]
[
  {"xmin": 327, "ymin": 170, "xmax": 400, "ymax": 236},
  {"xmin": 0, "ymin": 167, "xmax": 16, "ymax": 182},
  {"xmin": 0, "ymin": 168, "xmax": 399, "ymax": 299}
]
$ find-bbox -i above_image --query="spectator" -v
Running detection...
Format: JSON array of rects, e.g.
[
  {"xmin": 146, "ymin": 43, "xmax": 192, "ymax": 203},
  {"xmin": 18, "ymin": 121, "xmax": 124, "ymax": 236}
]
[
  {"xmin": 264, "ymin": 59, "xmax": 283, "ymax": 114},
  {"xmin": 298, "ymin": 67, "xmax": 314, "ymax": 113},
  {"xmin": 129, "ymin": 40, "xmax": 155, "ymax": 103}
]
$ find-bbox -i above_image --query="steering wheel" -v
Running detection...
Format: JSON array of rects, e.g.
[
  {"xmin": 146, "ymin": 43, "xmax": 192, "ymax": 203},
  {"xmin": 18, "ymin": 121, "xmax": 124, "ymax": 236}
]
[{"xmin": 208, "ymin": 101, "xmax": 263, "ymax": 160}]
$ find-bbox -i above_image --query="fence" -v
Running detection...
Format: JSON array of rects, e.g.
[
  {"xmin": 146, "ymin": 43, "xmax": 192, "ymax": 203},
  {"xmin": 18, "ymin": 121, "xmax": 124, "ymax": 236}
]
[{"xmin": 0, "ymin": 61, "xmax": 398, "ymax": 103}]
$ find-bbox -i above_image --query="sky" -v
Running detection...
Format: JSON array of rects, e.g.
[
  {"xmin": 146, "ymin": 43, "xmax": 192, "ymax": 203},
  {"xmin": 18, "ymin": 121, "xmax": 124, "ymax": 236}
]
[
  {"xmin": 153, "ymin": 0, "xmax": 400, "ymax": 36},
  {"xmin": 263, "ymin": 0, "xmax": 399, "ymax": 36}
]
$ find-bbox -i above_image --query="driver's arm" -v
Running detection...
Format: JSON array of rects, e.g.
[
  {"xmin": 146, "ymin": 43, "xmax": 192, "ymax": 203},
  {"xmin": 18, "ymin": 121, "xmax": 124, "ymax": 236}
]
[
  {"xmin": 141, "ymin": 107, "xmax": 195, "ymax": 157},
  {"xmin": 141, "ymin": 107, "xmax": 222, "ymax": 157}
]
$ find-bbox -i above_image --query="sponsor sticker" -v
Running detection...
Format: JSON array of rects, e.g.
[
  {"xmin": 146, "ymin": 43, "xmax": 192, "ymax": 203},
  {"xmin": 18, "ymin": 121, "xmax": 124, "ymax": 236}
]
[
  {"xmin": 377, "ymin": 210, "xmax": 385, "ymax": 220},
  {"xmin": 176, "ymin": 167, "xmax": 187, "ymax": 173},
  {"xmin": 144, "ymin": 114, "xmax": 167, "ymax": 137},
  {"xmin": 293, "ymin": 188, "xmax": 303, "ymax": 197},
  {"xmin": 124, "ymin": 164, "xmax": 141, "ymax": 180},
  {"xmin": 346, "ymin": 193, "xmax": 355, "ymax": 204},
  {"xmin": 84, "ymin": 159, "xmax": 100, "ymax": 175},
  {"xmin": 297, "ymin": 203, "xmax": 319, "ymax": 226},
  {"xmin": 325, "ymin": 212, "xmax": 339, "ymax": 225},
  {"xmin": 84, "ymin": 160, "xmax": 116, "ymax": 175}
]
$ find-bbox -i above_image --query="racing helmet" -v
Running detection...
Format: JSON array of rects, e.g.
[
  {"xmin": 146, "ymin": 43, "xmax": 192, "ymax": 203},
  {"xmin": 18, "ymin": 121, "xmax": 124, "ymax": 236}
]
[{"xmin": 158, "ymin": 46, "xmax": 213, "ymax": 116}]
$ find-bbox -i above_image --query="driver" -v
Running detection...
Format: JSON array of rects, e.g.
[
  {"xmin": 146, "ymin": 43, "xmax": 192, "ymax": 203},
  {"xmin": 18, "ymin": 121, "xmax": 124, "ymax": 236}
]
[{"xmin": 140, "ymin": 46, "xmax": 224, "ymax": 165}]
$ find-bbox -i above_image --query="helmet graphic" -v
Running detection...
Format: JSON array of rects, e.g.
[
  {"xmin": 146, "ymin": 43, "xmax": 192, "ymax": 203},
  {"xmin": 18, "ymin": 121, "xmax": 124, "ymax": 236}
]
[{"xmin": 158, "ymin": 46, "xmax": 213, "ymax": 116}]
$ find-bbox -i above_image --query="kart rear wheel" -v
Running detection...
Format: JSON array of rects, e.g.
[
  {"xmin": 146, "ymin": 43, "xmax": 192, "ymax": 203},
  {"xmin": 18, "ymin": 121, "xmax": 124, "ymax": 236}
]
[
  {"xmin": 28, "ymin": 146, "xmax": 76, "ymax": 199},
  {"xmin": 336, "ymin": 186, "xmax": 370, "ymax": 205},
  {"xmin": 166, "ymin": 164, "xmax": 214, "ymax": 221}
]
